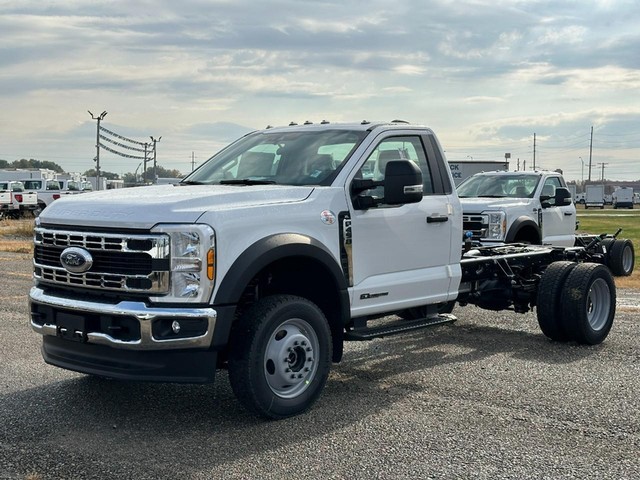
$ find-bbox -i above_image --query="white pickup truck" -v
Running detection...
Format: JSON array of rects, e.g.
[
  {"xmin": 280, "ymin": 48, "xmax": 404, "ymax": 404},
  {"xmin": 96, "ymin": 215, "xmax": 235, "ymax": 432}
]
[
  {"xmin": 457, "ymin": 170, "xmax": 576, "ymax": 247},
  {"xmin": 20, "ymin": 179, "xmax": 63, "ymax": 215},
  {"xmin": 28, "ymin": 121, "xmax": 633, "ymax": 419},
  {"xmin": 0, "ymin": 180, "xmax": 38, "ymax": 218}
]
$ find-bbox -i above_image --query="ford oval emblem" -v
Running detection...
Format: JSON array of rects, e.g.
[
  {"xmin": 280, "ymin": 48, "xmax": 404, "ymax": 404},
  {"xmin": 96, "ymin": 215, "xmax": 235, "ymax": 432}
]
[{"xmin": 60, "ymin": 247, "xmax": 93, "ymax": 274}]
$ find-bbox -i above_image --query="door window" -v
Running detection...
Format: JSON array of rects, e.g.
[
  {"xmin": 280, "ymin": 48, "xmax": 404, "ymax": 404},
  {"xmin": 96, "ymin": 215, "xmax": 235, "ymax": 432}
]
[
  {"xmin": 355, "ymin": 136, "xmax": 434, "ymax": 205},
  {"xmin": 541, "ymin": 177, "xmax": 563, "ymax": 206}
]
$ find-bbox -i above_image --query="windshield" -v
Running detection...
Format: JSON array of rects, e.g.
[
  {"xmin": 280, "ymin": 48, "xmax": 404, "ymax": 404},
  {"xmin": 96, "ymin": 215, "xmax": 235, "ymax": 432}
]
[
  {"xmin": 183, "ymin": 129, "xmax": 368, "ymax": 186},
  {"xmin": 457, "ymin": 174, "xmax": 540, "ymax": 198}
]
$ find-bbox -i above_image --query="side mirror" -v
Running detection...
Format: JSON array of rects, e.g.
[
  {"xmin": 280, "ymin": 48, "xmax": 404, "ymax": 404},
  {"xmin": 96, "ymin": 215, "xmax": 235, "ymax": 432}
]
[
  {"xmin": 384, "ymin": 160, "xmax": 423, "ymax": 205},
  {"xmin": 554, "ymin": 187, "xmax": 572, "ymax": 206}
]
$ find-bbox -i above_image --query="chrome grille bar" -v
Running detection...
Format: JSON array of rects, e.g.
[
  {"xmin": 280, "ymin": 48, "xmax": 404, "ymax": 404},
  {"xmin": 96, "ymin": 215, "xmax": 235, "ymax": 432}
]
[{"xmin": 33, "ymin": 227, "xmax": 171, "ymax": 294}]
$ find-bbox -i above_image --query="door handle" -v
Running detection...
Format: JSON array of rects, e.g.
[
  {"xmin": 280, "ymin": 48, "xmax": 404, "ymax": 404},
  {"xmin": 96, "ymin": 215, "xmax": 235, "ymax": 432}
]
[
  {"xmin": 564, "ymin": 212, "xmax": 574, "ymax": 216},
  {"xmin": 427, "ymin": 215, "xmax": 449, "ymax": 223}
]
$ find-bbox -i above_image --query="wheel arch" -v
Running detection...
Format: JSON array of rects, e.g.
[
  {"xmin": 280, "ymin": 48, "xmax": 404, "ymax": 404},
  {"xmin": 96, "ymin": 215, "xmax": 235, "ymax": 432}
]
[
  {"xmin": 214, "ymin": 233, "xmax": 349, "ymax": 361},
  {"xmin": 505, "ymin": 217, "xmax": 541, "ymax": 244}
]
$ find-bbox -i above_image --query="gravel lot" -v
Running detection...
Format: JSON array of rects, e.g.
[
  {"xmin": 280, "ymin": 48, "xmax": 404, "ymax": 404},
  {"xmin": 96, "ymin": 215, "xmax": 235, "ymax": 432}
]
[{"xmin": 1, "ymin": 251, "xmax": 638, "ymax": 479}]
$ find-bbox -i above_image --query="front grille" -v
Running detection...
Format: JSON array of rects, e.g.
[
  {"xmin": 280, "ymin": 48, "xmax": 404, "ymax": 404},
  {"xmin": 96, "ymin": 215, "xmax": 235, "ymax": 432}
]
[
  {"xmin": 462, "ymin": 214, "xmax": 488, "ymax": 240},
  {"xmin": 33, "ymin": 227, "xmax": 171, "ymax": 294}
]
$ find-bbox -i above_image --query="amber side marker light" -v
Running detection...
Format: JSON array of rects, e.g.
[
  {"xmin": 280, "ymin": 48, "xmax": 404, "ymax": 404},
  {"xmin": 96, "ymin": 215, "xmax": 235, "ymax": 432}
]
[{"xmin": 207, "ymin": 249, "xmax": 215, "ymax": 281}]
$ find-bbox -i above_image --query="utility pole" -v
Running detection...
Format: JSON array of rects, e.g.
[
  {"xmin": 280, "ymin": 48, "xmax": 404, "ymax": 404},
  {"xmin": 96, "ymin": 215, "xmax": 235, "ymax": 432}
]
[
  {"xmin": 191, "ymin": 151, "xmax": 196, "ymax": 171},
  {"xmin": 597, "ymin": 162, "xmax": 608, "ymax": 181},
  {"xmin": 588, "ymin": 126, "xmax": 594, "ymax": 182},
  {"xmin": 532, "ymin": 133, "xmax": 536, "ymax": 170},
  {"xmin": 150, "ymin": 136, "xmax": 161, "ymax": 184},
  {"xmin": 88, "ymin": 110, "xmax": 107, "ymax": 190}
]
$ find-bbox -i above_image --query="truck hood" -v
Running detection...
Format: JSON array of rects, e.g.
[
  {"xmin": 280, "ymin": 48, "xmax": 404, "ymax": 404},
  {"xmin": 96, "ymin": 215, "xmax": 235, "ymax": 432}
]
[
  {"xmin": 459, "ymin": 197, "xmax": 531, "ymax": 212},
  {"xmin": 40, "ymin": 184, "xmax": 314, "ymax": 229}
]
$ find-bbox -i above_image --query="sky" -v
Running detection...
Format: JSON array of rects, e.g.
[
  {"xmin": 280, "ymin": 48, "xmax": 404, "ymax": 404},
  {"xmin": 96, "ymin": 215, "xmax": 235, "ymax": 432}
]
[{"xmin": 1, "ymin": 0, "xmax": 639, "ymax": 182}]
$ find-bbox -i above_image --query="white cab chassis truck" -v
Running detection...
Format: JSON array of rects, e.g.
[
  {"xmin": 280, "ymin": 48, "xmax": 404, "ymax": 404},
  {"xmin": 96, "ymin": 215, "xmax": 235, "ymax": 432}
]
[
  {"xmin": 29, "ymin": 121, "xmax": 634, "ymax": 418},
  {"xmin": 457, "ymin": 170, "xmax": 577, "ymax": 247}
]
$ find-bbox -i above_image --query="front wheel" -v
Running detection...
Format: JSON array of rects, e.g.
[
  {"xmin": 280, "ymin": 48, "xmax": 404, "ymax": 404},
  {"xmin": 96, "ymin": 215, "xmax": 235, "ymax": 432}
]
[{"xmin": 228, "ymin": 295, "xmax": 332, "ymax": 419}]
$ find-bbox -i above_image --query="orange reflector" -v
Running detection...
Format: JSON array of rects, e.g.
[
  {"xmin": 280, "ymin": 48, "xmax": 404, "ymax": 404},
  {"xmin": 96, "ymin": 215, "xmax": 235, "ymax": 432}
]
[{"xmin": 207, "ymin": 249, "xmax": 215, "ymax": 280}]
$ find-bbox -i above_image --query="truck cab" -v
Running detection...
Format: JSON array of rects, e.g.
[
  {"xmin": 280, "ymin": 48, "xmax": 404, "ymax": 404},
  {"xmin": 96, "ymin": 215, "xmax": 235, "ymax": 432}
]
[{"xmin": 457, "ymin": 170, "xmax": 576, "ymax": 247}]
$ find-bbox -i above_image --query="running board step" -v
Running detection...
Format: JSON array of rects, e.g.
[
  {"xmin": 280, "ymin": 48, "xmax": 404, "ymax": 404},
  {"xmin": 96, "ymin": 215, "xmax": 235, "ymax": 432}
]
[{"xmin": 344, "ymin": 314, "xmax": 456, "ymax": 341}]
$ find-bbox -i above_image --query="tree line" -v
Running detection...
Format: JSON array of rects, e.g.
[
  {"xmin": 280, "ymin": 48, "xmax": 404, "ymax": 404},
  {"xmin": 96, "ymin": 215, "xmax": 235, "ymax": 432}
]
[{"xmin": 0, "ymin": 158, "xmax": 183, "ymax": 184}]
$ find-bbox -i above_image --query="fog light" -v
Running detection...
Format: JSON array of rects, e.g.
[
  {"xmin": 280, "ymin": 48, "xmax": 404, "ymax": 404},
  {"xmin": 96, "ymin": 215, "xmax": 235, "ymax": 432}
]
[{"xmin": 171, "ymin": 320, "xmax": 181, "ymax": 334}]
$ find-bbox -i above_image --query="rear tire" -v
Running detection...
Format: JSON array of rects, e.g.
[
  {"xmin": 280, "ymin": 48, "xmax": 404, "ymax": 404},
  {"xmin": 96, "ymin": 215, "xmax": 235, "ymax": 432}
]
[
  {"xmin": 561, "ymin": 263, "xmax": 616, "ymax": 345},
  {"xmin": 228, "ymin": 295, "xmax": 332, "ymax": 419},
  {"xmin": 608, "ymin": 239, "xmax": 634, "ymax": 276},
  {"xmin": 536, "ymin": 261, "xmax": 577, "ymax": 341}
]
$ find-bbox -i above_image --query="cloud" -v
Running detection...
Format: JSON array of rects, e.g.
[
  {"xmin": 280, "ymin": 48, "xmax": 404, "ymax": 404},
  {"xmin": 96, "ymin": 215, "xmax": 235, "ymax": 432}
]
[{"xmin": 1, "ymin": 0, "xmax": 639, "ymax": 180}]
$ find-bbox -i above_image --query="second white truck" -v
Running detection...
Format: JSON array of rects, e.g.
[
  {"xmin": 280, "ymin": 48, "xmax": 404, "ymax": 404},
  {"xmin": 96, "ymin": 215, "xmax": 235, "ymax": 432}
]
[{"xmin": 457, "ymin": 170, "xmax": 577, "ymax": 247}]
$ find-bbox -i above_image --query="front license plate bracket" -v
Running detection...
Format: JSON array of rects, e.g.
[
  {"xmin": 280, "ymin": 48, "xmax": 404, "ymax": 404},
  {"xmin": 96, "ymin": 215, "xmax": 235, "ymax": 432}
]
[{"xmin": 56, "ymin": 312, "xmax": 87, "ymax": 342}]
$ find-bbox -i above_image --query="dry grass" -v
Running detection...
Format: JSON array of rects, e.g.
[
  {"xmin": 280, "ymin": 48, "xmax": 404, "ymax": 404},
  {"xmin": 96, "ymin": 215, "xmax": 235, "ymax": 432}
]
[
  {"xmin": 0, "ymin": 218, "xmax": 34, "ymax": 236},
  {"xmin": 0, "ymin": 218, "xmax": 34, "ymax": 253}
]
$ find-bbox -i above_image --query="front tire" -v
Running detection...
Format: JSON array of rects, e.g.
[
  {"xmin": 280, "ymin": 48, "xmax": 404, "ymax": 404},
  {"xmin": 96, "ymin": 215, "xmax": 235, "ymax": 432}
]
[
  {"xmin": 561, "ymin": 263, "xmax": 616, "ymax": 345},
  {"xmin": 228, "ymin": 295, "xmax": 332, "ymax": 419}
]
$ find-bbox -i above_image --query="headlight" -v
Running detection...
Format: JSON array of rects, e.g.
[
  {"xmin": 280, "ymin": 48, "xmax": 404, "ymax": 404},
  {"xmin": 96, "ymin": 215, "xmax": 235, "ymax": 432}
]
[
  {"xmin": 150, "ymin": 224, "xmax": 215, "ymax": 303},
  {"xmin": 485, "ymin": 211, "xmax": 506, "ymax": 240}
]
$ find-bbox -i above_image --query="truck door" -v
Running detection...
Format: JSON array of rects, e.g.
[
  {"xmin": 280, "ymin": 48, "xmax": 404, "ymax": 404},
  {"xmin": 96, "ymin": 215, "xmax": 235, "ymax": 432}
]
[
  {"xmin": 346, "ymin": 133, "xmax": 461, "ymax": 317},
  {"xmin": 540, "ymin": 176, "xmax": 576, "ymax": 247}
]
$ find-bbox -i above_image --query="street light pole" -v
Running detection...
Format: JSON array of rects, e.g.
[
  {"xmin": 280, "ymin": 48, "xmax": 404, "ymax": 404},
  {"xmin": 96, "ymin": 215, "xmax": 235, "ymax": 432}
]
[
  {"xmin": 150, "ymin": 136, "xmax": 161, "ymax": 184},
  {"xmin": 88, "ymin": 110, "xmax": 107, "ymax": 190},
  {"xmin": 579, "ymin": 157, "xmax": 584, "ymax": 184}
]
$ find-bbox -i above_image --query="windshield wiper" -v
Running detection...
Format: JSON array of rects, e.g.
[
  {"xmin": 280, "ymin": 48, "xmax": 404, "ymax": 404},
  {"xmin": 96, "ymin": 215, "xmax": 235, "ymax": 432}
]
[
  {"xmin": 180, "ymin": 180, "xmax": 207, "ymax": 185},
  {"xmin": 220, "ymin": 179, "xmax": 277, "ymax": 185}
]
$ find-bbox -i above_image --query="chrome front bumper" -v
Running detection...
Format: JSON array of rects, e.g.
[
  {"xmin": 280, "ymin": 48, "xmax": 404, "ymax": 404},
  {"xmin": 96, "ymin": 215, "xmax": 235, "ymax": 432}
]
[{"xmin": 29, "ymin": 286, "xmax": 217, "ymax": 351}]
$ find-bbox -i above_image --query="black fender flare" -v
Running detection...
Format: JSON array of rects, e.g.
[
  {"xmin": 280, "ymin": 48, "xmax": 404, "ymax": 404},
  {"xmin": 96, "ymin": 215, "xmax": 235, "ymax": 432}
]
[
  {"xmin": 213, "ymin": 234, "xmax": 350, "ymax": 361},
  {"xmin": 505, "ymin": 216, "xmax": 541, "ymax": 243},
  {"xmin": 214, "ymin": 232, "xmax": 349, "ymax": 311}
]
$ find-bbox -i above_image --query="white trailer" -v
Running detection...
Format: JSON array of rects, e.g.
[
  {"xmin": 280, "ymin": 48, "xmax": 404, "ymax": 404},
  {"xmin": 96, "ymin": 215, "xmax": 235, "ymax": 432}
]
[
  {"xmin": 613, "ymin": 187, "xmax": 634, "ymax": 209},
  {"xmin": 448, "ymin": 160, "xmax": 509, "ymax": 185},
  {"xmin": 585, "ymin": 184, "xmax": 605, "ymax": 209},
  {"xmin": 0, "ymin": 169, "xmax": 56, "ymax": 181}
]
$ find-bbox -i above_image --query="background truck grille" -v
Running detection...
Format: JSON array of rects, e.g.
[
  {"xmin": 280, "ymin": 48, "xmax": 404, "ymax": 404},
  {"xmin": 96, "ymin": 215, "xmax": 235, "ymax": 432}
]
[
  {"xmin": 462, "ymin": 214, "xmax": 488, "ymax": 240},
  {"xmin": 33, "ymin": 227, "xmax": 170, "ymax": 294}
]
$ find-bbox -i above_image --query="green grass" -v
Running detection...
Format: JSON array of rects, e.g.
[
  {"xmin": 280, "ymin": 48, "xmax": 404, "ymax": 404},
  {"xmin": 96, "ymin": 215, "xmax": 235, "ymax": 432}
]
[
  {"xmin": 576, "ymin": 207, "xmax": 640, "ymax": 289},
  {"xmin": 577, "ymin": 210, "xmax": 640, "ymax": 243}
]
